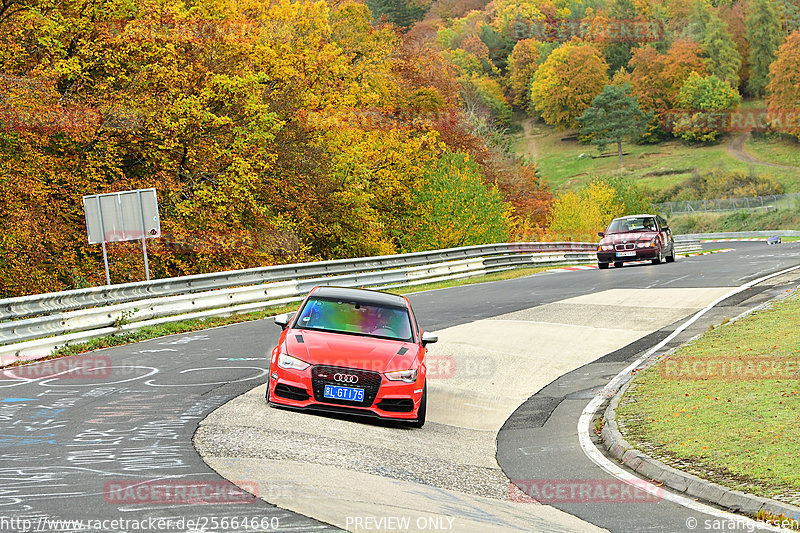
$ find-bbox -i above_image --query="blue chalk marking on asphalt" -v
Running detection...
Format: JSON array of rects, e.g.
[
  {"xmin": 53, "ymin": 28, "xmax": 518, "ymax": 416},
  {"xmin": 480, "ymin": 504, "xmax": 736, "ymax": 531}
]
[{"xmin": 0, "ymin": 398, "xmax": 36, "ymax": 402}]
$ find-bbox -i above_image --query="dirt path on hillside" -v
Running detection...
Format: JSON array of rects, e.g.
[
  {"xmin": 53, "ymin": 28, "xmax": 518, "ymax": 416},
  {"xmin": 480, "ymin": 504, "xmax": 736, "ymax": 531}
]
[
  {"xmin": 726, "ymin": 131, "xmax": 800, "ymax": 170},
  {"xmin": 518, "ymin": 118, "xmax": 540, "ymax": 158}
]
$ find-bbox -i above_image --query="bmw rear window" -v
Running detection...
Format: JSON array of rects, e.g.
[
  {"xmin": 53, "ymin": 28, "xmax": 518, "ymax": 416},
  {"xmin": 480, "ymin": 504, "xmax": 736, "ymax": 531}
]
[{"xmin": 294, "ymin": 298, "xmax": 414, "ymax": 342}]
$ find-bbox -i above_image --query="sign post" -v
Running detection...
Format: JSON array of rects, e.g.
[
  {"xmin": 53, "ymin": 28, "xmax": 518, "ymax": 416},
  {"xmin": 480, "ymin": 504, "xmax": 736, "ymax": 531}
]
[{"xmin": 83, "ymin": 189, "xmax": 161, "ymax": 285}]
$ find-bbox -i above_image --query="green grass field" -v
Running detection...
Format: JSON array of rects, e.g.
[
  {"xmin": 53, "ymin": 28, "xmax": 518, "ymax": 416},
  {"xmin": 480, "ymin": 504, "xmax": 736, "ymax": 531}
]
[
  {"xmin": 616, "ymin": 292, "xmax": 800, "ymax": 503},
  {"xmin": 745, "ymin": 135, "xmax": 800, "ymax": 167},
  {"xmin": 512, "ymin": 118, "xmax": 800, "ymax": 194}
]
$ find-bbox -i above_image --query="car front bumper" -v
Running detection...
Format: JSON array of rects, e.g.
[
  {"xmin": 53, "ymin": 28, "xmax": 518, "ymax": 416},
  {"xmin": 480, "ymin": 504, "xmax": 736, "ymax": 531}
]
[
  {"xmin": 268, "ymin": 365, "xmax": 423, "ymax": 420},
  {"xmin": 598, "ymin": 248, "xmax": 660, "ymax": 263}
]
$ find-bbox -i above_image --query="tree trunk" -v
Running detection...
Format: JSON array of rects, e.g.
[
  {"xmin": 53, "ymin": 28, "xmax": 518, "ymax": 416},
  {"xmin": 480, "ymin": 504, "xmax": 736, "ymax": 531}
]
[{"xmin": 617, "ymin": 139, "xmax": 623, "ymax": 167}]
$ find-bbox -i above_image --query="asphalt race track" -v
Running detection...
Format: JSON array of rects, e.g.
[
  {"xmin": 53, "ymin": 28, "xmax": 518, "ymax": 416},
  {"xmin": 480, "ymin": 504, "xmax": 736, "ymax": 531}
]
[{"xmin": 1, "ymin": 241, "xmax": 799, "ymax": 533}]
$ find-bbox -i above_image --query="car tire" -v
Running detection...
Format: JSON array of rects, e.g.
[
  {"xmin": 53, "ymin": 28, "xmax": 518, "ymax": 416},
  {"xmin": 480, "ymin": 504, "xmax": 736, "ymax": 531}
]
[
  {"xmin": 409, "ymin": 382, "xmax": 427, "ymax": 428},
  {"xmin": 652, "ymin": 251, "xmax": 662, "ymax": 265},
  {"xmin": 614, "ymin": 262, "xmax": 623, "ymax": 268},
  {"xmin": 598, "ymin": 262, "xmax": 609, "ymax": 269},
  {"xmin": 666, "ymin": 247, "xmax": 676, "ymax": 263},
  {"xmin": 265, "ymin": 383, "xmax": 271, "ymax": 403}
]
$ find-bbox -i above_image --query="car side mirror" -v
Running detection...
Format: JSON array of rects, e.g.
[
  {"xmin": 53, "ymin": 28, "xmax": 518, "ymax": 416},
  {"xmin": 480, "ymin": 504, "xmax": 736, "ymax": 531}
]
[
  {"xmin": 274, "ymin": 313, "xmax": 291, "ymax": 329},
  {"xmin": 598, "ymin": 232, "xmax": 605, "ymax": 238},
  {"xmin": 421, "ymin": 332, "xmax": 438, "ymax": 346}
]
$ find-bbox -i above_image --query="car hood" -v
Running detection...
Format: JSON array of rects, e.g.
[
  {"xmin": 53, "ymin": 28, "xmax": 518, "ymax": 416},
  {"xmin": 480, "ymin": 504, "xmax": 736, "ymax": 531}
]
[
  {"xmin": 601, "ymin": 231, "xmax": 658, "ymax": 245},
  {"xmin": 284, "ymin": 328, "xmax": 420, "ymax": 373}
]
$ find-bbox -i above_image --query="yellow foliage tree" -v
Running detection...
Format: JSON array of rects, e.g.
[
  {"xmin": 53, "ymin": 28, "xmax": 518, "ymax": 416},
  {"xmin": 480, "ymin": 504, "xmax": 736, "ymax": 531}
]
[
  {"xmin": 529, "ymin": 41, "xmax": 609, "ymax": 129},
  {"xmin": 547, "ymin": 181, "xmax": 624, "ymax": 241}
]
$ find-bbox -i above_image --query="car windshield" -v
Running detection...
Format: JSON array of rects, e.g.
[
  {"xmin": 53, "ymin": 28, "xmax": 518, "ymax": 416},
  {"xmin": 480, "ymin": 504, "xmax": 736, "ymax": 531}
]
[
  {"xmin": 294, "ymin": 298, "xmax": 414, "ymax": 342},
  {"xmin": 606, "ymin": 217, "xmax": 657, "ymax": 234}
]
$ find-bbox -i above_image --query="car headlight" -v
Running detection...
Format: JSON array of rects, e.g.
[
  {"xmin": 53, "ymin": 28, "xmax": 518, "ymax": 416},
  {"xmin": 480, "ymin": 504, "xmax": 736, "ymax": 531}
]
[
  {"xmin": 600, "ymin": 245, "xmax": 614, "ymax": 251},
  {"xmin": 385, "ymin": 369, "xmax": 418, "ymax": 382},
  {"xmin": 637, "ymin": 241, "xmax": 655, "ymax": 248},
  {"xmin": 277, "ymin": 352, "xmax": 310, "ymax": 371}
]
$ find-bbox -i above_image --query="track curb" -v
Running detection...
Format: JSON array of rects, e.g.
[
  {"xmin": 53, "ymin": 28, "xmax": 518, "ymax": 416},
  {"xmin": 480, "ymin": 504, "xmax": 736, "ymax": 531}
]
[{"xmin": 601, "ymin": 313, "xmax": 800, "ymax": 522}]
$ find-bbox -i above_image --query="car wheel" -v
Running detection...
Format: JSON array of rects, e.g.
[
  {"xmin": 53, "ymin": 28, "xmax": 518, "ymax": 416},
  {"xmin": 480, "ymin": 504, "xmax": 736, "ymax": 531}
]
[
  {"xmin": 409, "ymin": 382, "xmax": 427, "ymax": 428},
  {"xmin": 666, "ymin": 247, "xmax": 676, "ymax": 263},
  {"xmin": 598, "ymin": 262, "xmax": 609, "ymax": 269},
  {"xmin": 652, "ymin": 250, "xmax": 662, "ymax": 265},
  {"xmin": 265, "ymin": 383, "xmax": 271, "ymax": 403},
  {"xmin": 614, "ymin": 261, "xmax": 623, "ymax": 268}
]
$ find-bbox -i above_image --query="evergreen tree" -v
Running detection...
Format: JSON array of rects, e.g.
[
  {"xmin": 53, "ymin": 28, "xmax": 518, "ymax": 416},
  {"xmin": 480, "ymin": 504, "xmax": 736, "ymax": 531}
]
[
  {"xmin": 702, "ymin": 15, "xmax": 742, "ymax": 87},
  {"xmin": 603, "ymin": 0, "xmax": 639, "ymax": 74},
  {"xmin": 780, "ymin": 0, "xmax": 800, "ymax": 34},
  {"xmin": 479, "ymin": 24, "xmax": 514, "ymax": 73},
  {"xmin": 366, "ymin": 0, "xmax": 428, "ymax": 29},
  {"xmin": 683, "ymin": 0, "xmax": 712, "ymax": 41},
  {"xmin": 745, "ymin": 0, "xmax": 783, "ymax": 96},
  {"xmin": 578, "ymin": 84, "xmax": 652, "ymax": 167}
]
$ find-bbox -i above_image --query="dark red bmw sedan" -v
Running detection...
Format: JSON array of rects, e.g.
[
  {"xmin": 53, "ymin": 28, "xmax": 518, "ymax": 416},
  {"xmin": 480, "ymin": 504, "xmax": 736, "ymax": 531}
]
[
  {"xmin": 597, "ymin": 214, "xmax": 675, "ymax": 269},
  {"xmin": 266, "ymin": 286, "xmax": 437, "ymax": 427}
]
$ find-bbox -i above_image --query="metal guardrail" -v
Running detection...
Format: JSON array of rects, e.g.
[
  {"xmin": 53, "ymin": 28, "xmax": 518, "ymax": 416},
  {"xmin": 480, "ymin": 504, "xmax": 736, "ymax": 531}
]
[
  {"xmin": 655, "ymin": 193, "xmax": 800, "ymax": 216},
  {"xmin": 0, "ymin": 242, "xmax": 606, "ymax": 361},
  {"xmin": 0, "ymin": 242, "xmax": 594, "ymax": 321},
  {"xmin": 0, "ymin": 237, "xmax": 710, "ymax": 362}
]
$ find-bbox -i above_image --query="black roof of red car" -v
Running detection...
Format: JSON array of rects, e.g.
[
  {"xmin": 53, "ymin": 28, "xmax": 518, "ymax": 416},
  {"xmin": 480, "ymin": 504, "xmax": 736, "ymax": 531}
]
[{"xmin": 310, "ymin": 286, "xmax": 409, "ymax": 308}]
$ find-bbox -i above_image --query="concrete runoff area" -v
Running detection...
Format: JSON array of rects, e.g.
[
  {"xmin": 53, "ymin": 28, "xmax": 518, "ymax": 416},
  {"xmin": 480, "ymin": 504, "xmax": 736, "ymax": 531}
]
[{"xmin": 195, "ymin": 287, "xmax": 735, "ymax": 532}]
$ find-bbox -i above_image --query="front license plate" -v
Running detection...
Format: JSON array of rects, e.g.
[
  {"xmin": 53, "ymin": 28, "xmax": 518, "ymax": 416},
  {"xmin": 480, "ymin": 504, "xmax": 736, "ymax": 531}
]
[
  {"xmin": 324, "ymin": 385, "xmax": 364, "ymax": 402},
  {"xmin": 616, "ymin": 251, "xmax": 636, "ymax": 257}
]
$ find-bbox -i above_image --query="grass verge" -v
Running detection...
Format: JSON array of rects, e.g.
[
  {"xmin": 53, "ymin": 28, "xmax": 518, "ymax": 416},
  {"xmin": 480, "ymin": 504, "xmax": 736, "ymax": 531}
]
[
  {"xmin": 745, "ymin": 135, "xmax": 800, "ymax": 168},
  {"xmin": 616, "ymin": 290, "xmax": 800, "ymax": 507},
  {"xmin": 13, "ymin": 263, "xmax": 573, "ymax": 364}
]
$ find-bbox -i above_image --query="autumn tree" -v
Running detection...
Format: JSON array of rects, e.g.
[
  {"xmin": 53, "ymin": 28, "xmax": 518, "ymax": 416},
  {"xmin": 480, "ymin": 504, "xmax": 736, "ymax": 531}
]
[
  {"xmin": 578, "ymin": 84, "xmax": 652, "ymax": 167},
  {"xmin": 529, "ymin": 41, "xmax": 609, "ymax": 129},
  {"xmin": 672, "ymin": 73, "xmax": 741, "ymax": 142},
  {"xmin": 719, "ymin": 3, "xmax": 750, "ymax": 90},
  {"xmin": 701, "ymin": 15, "xmax": 742, "ymax": 88},
  {"xmin": 547, "ymin": 181, "xmax": 625, "ymax": 241},
  {"xmin": 507, "ymin": 38, "xmax": 540, "ymax": 108},
  {"xmin": 766, "ymin": 29, "xmax": 800, "ymax": 140},
  {"xmin": 746, "ymin": 0, "xmax": 783, "ymax": 96},
  {"xmin": 628, "ymin": 41, "xmax": 708, "ymax": 114},
  {"xmin": 398, "ymin": 152, "xmax": 512, "ymax": 251}
]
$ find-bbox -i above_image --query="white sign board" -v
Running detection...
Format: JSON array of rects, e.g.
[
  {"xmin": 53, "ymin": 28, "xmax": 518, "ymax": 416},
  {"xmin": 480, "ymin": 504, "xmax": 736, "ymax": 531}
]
[{"xmin": 83, "ymin": 189, "xmax": 161, "ymax": 244}]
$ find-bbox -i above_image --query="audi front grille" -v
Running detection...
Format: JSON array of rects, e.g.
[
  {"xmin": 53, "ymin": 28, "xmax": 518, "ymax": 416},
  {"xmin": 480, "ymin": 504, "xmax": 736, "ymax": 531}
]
[{"xmin": 311, "ymin": 365, "xmax": 382, "ymax": 407}]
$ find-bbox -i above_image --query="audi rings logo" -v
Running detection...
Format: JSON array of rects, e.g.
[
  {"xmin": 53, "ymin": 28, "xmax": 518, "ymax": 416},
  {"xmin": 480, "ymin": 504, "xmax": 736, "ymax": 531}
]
[{"xmin": 333, "ymin": 373, "xmax": 359, "ymax": 384}]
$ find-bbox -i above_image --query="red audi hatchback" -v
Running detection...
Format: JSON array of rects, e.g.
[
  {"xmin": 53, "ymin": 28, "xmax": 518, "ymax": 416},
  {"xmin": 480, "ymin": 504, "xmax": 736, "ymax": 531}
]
[
  {"xmin": 597, "ymin": 214, "xmax": 675, "ymax": 269},
  {"xmin": 266, "ymin": 286, "xmax": 437, "ymax": 427}
]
